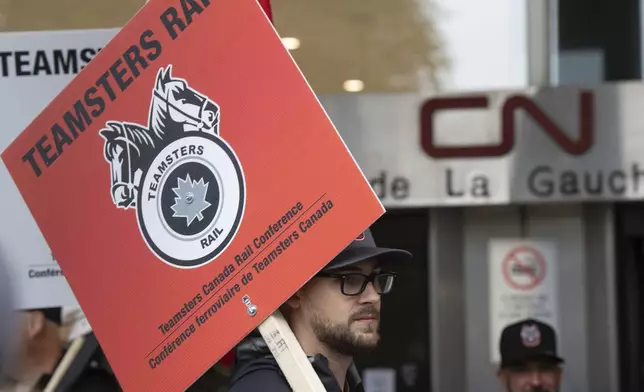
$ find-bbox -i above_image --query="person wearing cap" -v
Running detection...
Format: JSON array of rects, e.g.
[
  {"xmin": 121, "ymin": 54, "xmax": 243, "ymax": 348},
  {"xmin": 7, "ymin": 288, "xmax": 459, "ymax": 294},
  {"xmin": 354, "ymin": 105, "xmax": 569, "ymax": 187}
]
[
  {"xmin": 227, "ymin": 228, "xmax": 412, "ymax": 392},
  {"xmin": 1, "ymin": 307, "xmax": 122, "ymax": 392},
  {"xmin": 0, "ymin": 255, "xmax": 18, "ymax": 390},
  {"xmin": 497, "ymin": 318, "xmax": 564, "ymax": 392},
  {"xmin": 0, "ymin": 307, "xmax": 66, "ymax": 391}
]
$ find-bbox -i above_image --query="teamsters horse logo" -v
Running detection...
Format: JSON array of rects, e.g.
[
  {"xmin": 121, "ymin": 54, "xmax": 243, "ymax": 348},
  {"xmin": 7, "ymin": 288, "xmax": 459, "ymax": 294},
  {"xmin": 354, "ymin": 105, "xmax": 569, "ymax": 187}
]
[{"xmin": 99, "ymin": 65, "xmax": 246, "ymax": 269}]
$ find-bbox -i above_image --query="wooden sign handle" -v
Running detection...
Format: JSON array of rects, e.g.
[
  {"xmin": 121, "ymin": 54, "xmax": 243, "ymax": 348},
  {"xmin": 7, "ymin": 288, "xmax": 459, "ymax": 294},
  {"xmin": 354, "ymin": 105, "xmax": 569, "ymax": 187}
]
[
  {"xmin": 43, "ymin": 336, "xmax": 86, "ymax": 392},
  {"xmin": 257, "ymin": 311, "xmax": 326, "ymax": 392}
]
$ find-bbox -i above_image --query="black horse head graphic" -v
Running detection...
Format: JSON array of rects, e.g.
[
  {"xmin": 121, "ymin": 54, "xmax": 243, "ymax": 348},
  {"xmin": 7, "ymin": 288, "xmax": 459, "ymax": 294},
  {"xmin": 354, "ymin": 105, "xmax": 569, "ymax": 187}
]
[{"xmin": 99, "ymin": 65, "xmax": 221, "ymax": 209}]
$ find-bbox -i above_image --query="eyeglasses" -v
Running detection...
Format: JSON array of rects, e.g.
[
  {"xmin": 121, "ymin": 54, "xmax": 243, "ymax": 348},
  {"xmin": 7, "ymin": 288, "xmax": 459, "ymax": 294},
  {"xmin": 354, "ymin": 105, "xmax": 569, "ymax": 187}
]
[
  {"xmin": 505, "ymin": 362, "xmax": 560, "ymax": 374},
  {"xmin": 316, "ymin": 270, "xmax": 396, "ymax": 296}
]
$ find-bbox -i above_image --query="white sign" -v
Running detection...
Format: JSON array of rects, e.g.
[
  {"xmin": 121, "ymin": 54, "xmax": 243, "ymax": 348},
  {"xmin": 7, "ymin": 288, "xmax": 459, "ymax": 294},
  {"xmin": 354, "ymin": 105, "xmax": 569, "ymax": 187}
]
[
  {"xmin": 488, "ymin": 238, "xmax": 559, "ymax": 363},
  {"xmin": 363, "ymin": 368, "xmax": 396, "ymax": 392},
  {"xmin": 0, "ymin": 28, "xmax": 118, "ymax": 309},
  {"xmin": 319, "ymin": 83, "xmax": 644, "ymax": 207}
]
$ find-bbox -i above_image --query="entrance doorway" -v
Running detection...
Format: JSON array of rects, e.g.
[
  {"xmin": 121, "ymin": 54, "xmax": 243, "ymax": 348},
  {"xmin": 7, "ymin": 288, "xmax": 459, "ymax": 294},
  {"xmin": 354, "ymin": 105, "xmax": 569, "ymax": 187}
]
[
  {"xmin": 615, "ymin": 204, "xmax": 644, "ymax": 392},
  {"xmin": 354, "ymin": 208, "xmax": 430, "ymax": 392}
]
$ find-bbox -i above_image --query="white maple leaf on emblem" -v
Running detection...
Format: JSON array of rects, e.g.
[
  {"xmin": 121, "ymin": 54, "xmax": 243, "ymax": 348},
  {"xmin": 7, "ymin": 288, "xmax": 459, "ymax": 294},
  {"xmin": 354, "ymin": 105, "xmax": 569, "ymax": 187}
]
[{"xmin": 171, "ymin": 174, "xmax": 211, "ymax": 226}]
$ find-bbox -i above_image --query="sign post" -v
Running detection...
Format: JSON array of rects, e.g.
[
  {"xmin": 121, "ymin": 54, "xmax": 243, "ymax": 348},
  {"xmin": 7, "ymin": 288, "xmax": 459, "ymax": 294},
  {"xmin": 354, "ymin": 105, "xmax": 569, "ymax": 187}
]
[
  {"xmin": 257, "ymin": 310, "xmax": 326, "ymax": 391},
  {"xmin": 0, "ymin": 0, "xmax": 385, "ymax": 390}
]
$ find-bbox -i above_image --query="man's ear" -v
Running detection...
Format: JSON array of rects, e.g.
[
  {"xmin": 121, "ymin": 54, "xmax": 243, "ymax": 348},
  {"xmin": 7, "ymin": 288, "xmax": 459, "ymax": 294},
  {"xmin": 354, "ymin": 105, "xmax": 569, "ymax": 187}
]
[
  {"xmin": 26, "ymin": 311, "xmax": 46, "ymax": 339},
  {"xmin": 496, "ymin": 368, "xmax": 507, "ymax": 383},
  {"xmin": 285, "ymin": 291, "xmax": 303, "ymax": 310}
]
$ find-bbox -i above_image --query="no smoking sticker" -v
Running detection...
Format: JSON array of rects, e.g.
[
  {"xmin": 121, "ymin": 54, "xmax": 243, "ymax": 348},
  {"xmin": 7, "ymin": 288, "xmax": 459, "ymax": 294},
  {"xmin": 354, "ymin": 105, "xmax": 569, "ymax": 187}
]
[
  {"xmin": 489, "ymin": 239, "xmax": 558, "ymax": 364},
  {"xmin": 501, "ymin": 246, "xmax": 546, "ymax": 290}
]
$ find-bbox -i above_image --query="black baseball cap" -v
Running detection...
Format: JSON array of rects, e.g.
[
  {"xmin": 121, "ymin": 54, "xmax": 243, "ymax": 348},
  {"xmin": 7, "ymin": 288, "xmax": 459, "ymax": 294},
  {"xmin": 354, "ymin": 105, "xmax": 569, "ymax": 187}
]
[
  {"xmin": 29, "ymin": 307, "xmax": 62, "ymax": 326},
  {"xmin": 499, "ymin": 318, "xmax": 564, "ymax": 368},
  {"xmin": 321, "ymin": 228, "xmax": 412, "ymax": 272}
]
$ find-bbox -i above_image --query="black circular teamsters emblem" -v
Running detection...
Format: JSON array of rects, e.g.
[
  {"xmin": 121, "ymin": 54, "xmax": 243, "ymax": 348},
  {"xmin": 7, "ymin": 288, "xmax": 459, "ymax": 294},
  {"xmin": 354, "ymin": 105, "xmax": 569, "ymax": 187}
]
[
  {"xmin": 160, "ymin": 162, "xmax": 220, "ymax": 237},
  {"xmin": 98, "ymin": 65, "xmax": 246, "ymax": 269},
  {"xmin": 137, "ymin": 134, "xmax": 245, "ymax": 268}
]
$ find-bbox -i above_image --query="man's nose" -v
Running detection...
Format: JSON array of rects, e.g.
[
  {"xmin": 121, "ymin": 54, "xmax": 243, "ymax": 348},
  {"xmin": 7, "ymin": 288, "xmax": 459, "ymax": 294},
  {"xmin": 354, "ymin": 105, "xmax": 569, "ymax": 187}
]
[
  {"xmin": 529, "ymin": 370, "xmax": 543, "ymax": 386},
  {"xmin": 359, "ymin": 281, "xmax": 381, "ymax": 303}
]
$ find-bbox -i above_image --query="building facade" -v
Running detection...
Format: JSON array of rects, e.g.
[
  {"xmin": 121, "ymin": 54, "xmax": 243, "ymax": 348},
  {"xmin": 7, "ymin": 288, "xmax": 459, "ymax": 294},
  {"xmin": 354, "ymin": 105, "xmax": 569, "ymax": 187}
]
[{"xmin": 1, "ymin": 0, "xmax": 643, "ymax": 391}]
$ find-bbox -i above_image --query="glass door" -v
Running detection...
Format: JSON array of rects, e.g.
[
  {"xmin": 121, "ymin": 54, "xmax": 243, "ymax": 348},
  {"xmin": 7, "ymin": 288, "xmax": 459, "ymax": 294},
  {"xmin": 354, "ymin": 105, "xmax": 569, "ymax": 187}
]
[{"xmin": 354, "ymin": 208, "xmax": 431, "ymax": 392}]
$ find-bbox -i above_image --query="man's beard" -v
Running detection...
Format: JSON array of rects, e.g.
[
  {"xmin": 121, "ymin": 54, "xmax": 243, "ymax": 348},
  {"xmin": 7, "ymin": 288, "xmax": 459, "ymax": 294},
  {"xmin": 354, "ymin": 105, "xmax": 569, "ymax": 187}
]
[{"xmin": 309, "ymin": 305, "xmax": 381, "ymax": 357}]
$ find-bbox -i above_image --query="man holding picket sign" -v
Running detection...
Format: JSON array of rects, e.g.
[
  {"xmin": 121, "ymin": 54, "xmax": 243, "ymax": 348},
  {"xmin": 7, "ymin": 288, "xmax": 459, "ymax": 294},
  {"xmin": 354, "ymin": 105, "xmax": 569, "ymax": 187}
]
[
  {"xmin": 228, "ymin": 229, "xmax": 412, "ymax": 391},
  {"xmin": 0, "ymin": 0, "xmax": 397, "ymax": 390}
]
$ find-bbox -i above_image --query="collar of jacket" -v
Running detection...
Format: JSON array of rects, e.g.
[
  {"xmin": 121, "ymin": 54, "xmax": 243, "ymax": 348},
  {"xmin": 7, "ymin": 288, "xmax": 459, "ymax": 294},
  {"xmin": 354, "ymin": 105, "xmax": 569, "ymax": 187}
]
[{"xmin": 233, "ymin": 336, "xmax": 364, "ymax": 392}]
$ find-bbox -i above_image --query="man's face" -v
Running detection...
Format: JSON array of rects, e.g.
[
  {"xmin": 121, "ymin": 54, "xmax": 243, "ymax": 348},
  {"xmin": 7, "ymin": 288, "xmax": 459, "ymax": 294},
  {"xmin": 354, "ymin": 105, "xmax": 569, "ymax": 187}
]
[
  {"xmin": 1, "ymin": 311, "xmax": 63, "ymax": 386},
  {"xmin": 298, "ymin": 259, "xmax": 385, "ymax": 356},
  {"xmin": 498, "ymin": 360, "xmax": 562, "ymax": 392}
]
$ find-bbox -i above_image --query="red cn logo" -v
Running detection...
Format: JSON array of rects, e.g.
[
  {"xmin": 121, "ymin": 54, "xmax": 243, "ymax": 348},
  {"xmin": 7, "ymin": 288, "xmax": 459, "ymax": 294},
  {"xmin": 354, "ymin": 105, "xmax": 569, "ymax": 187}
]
[{"xmin": 419, "ymin": 91, "xmax": 595, "ymax": 158}]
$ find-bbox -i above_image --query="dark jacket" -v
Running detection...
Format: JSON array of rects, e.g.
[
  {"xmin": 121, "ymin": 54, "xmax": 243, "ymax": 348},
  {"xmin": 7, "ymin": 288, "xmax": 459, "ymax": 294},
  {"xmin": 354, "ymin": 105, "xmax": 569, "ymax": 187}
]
[
  {"xmin": 36, "ymin": 343, "xmax": 122, "ymax": 392},
  {"xmin": 228, "ymin": 336, "xmax": 364, "ymax": 392}
]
